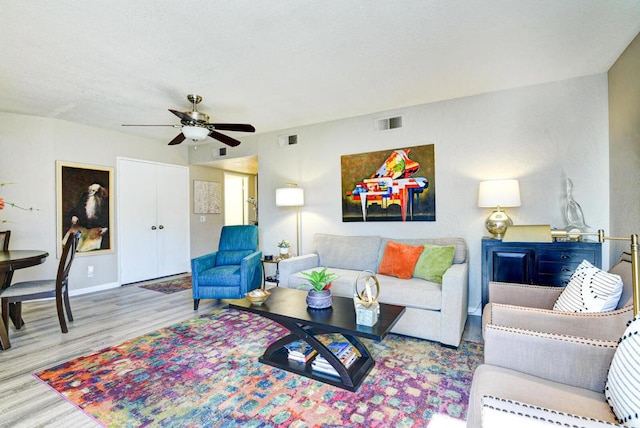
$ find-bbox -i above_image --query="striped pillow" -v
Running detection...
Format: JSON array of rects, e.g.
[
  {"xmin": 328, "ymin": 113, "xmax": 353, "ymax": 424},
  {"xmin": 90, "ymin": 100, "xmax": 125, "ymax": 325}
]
[
  {"xmin": 605, "ymin": 315, "xmax": 640, "ymax": 427},
  {"xmin": 553, "ymin": 260, "xmax": 623, "ymax": 312}
]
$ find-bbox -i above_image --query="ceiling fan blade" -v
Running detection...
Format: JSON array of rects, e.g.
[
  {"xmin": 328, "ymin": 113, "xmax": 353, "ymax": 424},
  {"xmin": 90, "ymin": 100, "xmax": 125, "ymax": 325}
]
[
  {"xmin": 169, "ymin": 109, "xmax": 193, "ymax": 123},
  {"xmin": 121, "ymin": 124, "xmax": 177, "ymax": 127},
  {"xmin": 208, "ymin": 123, "xmax": 256, "ymax": 133},
  {"xmin": 209, "ymin": 130, "xmax": 241, "ymax": 147},
  {"xmin": 168, "ymin": 133, "xmax": 186, "ymax": 146}
]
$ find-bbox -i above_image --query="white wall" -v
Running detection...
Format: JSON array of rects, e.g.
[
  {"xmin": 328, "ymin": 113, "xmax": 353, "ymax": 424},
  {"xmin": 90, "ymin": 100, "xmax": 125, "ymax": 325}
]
[
  {"xmin": 0, "ymin": 113, "xmax": 188, "ymax": 291},
  {"xmin": 230, "ymin": 74, "xmax": 610, "ymax": 315},
  {"xmin": 609, "ymin": 32, "xmax": 640, "ymax": 264},
  {"xmin": 187, "ymin": 165, "xmax": 258, "ymax": 258},
  {"xmin": 1, "ymin": 74, "xmax": 613, "ymax": 312},
  {"xmin": 189, "ymin": 165, "xmax": 226, "ymax": 258}
]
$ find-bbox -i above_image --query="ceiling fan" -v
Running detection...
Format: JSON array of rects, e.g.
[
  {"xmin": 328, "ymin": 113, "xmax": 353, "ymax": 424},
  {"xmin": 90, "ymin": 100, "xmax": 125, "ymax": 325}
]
[{"xmin": 122, "ymin": 94, "xmax": 255, "ymax": 146}]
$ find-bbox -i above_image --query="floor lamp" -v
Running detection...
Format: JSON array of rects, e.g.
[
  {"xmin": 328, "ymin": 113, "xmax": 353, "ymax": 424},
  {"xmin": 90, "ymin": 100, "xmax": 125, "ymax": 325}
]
[
  {"xmin": 551, "ymin": 229, "xmax": 640, "ymax": 316},
  {"xmin": 275, "ymin": 184, "xmax": 304, "ymax": 256}
]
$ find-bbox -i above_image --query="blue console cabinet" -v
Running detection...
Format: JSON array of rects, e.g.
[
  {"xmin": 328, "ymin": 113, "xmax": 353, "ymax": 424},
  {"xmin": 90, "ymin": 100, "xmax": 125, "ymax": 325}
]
[{"xmin": 481, "ymin": 238, "xmax": 602, "ymax": 308}]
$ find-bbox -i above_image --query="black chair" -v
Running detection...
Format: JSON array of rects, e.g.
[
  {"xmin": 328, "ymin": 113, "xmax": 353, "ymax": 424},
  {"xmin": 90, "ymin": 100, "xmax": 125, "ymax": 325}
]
[
  {"xmin": 0, "ymin": 230, "xmax": 10, "ymax": 251},
  {"xmin": 1, "ymin": 232, "xmax": 79, "ymax": 336},
  {"xmin": 0, "ymin": 230, "xmax": 11, "ymax": 292}
]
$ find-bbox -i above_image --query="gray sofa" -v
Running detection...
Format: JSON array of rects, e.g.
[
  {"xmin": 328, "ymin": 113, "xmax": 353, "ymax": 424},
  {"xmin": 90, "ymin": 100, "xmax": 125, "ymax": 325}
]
[{"xmin": 277, "ymin": 233, "xmax": 469, "ymax": 347}]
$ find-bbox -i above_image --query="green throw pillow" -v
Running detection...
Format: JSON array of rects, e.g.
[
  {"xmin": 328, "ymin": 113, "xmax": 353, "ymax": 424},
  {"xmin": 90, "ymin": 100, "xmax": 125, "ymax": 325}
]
[{"xmin": 413, "ymin": 244, "xmax": 455, "ymax": 284}]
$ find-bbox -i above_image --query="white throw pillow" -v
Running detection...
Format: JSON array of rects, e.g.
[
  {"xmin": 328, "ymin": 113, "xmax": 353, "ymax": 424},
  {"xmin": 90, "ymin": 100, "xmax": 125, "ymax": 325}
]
[
  {"xmin": 553, "ymin": 260, "xmax": 623, "ymax": 312},
  {"xmin": 605, "ymin": 315, "xmax": 640, "ymax": 427}
]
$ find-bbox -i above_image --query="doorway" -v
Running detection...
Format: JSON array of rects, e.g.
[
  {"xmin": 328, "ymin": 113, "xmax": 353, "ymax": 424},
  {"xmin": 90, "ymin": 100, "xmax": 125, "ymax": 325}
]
[{"xmin": 224, "ymin": 173, "xmax": 249, "ymax": 225}]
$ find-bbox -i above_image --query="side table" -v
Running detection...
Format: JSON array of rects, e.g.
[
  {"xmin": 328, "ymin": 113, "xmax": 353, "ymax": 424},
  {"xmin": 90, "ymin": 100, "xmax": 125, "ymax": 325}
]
[{"xmin": 261, "ymin": 257, "xmax": 281, "ymax": 288}]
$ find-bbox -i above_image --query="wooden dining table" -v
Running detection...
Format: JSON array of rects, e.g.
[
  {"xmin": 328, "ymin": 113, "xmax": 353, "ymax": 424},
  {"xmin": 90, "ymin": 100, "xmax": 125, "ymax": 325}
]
[{"xmin": 0, "ymin": 250, "xmax": 49, "ymax": 350}]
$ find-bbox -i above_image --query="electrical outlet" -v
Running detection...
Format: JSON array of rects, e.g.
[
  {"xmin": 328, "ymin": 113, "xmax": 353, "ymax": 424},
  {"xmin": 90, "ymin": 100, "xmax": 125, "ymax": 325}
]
[
  {"xmin": 200, "ymin": 216, "xmax": 206, "ymax": 223},
  {"xmin": 87, "ymin": 265, "xmax": 94, "ymax": 277}
]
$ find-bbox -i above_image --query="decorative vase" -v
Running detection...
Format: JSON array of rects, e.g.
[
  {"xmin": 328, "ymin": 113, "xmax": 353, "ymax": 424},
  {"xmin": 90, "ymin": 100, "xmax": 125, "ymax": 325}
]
[
  {"xmin": 306, "ymin": 289, "xmax": 332, "ymax": 309},
  {"xmin": 279, "ymin": 247, "xmax": 289, "ymax": 255}
]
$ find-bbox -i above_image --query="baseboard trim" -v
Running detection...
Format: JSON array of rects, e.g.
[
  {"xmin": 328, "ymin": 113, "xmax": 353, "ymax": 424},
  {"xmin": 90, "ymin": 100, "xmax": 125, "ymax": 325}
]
[{"xmin": 70, "ymin": 282, "xmax": 120, "ymax": 296}]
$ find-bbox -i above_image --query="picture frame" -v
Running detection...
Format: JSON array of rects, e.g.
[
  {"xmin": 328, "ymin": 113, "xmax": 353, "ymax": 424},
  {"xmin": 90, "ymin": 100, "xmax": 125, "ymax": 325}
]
[
  {"xmin": 56, "ymin": 161, "xmax": 114, "ymax": 256},
  {"xmin": 341, "ymin": 144, "xmax": 436, "ymax": 222},
  {"xmin": 193, "ymin": 180, "xmax": 222, "ymax": 214}
]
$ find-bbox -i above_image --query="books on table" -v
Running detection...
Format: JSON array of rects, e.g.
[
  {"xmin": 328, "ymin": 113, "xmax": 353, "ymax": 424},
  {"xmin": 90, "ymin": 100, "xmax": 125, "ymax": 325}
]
[
  {"xmin": 285, "ymin": 340, "xmax": 317, "ymax": 363},
  {"xmin": 312, "ymin": 349, "xmax": 358, "ymax": 376},
  {"xmin": 284, "ymin": 335, "xmax": 361, "ymax": 376},
  {"xmin": 312, "ymin": 336, "xmax": 360, "ymax": 377}
]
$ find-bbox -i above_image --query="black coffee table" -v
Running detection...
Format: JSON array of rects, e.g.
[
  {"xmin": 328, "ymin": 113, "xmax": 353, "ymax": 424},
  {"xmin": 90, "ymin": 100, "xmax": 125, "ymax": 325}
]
[{"xmin": 227, "ymin": 287, "xmax": 405, "ymax": 391}]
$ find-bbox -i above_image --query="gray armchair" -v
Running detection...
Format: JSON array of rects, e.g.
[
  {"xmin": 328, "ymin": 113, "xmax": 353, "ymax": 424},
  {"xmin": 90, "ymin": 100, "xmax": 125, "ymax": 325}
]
[
  {"xmin": 482, "ymin": 252, "xmax": 635, "ymax": 341},
  {"xmin": 468, "ymin": 324, "xmax": 622, "ymax": 427},
  {"xmin": 191, "ymin": 225, "xmax": 262, "ymax": 309}
]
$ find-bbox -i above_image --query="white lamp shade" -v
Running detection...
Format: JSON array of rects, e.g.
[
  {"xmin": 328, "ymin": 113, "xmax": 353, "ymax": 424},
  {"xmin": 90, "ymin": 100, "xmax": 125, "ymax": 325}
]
[
  {"xmin": 276, "ymin": 187, "xmax": 304, "ymax": 207},
  {"xmin": 182, "ymin": 125, "xmax": 209, "ymax": 141},
  {"xmin": 478, "ymin": 179, "xmax": 521, "ymax": 207}
]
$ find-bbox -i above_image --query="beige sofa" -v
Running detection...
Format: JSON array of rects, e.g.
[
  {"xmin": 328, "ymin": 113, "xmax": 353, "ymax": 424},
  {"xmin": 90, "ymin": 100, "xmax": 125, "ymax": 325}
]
[{"xmin": 277, "ymin": 233, "xmax": 469, "ymax": 347}]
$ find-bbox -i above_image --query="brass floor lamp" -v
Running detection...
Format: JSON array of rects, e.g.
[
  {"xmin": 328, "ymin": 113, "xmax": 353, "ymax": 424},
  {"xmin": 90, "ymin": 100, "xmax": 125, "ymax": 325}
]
[{"xmin": 551, "ymin": 229, "xmax": 639, "ymax": 316}]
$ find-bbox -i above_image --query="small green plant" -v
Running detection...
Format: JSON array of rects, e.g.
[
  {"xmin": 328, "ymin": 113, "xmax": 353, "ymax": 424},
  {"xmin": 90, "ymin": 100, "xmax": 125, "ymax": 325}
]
[
  {"xmin": 277, "ymin": 239, "xmax": 290, "ymax": 248},
  {"xmin": 300, "ymin": 267, "xmax": 339, "ymax": 292}
]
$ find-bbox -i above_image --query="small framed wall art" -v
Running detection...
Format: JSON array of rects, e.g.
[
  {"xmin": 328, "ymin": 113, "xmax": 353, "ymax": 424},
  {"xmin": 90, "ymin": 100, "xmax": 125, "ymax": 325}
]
[{"xmin": 193, "ymin": 180, "xmax": 222, "ymax": 214}]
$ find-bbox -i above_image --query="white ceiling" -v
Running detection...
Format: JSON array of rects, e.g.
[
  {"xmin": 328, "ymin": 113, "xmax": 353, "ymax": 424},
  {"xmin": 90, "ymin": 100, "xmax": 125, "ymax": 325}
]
[{"xmin": 2, "ymin": 1, "xmax": 640, "ymax": 148}]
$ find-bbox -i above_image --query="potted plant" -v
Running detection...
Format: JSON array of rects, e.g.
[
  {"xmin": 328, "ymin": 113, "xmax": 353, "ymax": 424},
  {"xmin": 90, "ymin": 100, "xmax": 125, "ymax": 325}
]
[
  {"xmin": 277, "ymin": 239, "xmax": 291, "ymax": 257},
  {"xmin": 300, "ymin": 267, "xmax": 339, "ymax": 309}
]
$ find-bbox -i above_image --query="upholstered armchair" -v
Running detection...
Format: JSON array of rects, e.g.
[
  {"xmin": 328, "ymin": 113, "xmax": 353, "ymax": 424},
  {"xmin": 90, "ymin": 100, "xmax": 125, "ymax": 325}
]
[
  {"xmin": 191, "ymin": 225, "xmax": 262, "ymax": 309},
  {"xmin": 467, "ymin": 323, "xmax": 623, "ymax": 427},
  {"xmin": 482, "ymin": 252, "xmax": 635, "ymax": 341}
]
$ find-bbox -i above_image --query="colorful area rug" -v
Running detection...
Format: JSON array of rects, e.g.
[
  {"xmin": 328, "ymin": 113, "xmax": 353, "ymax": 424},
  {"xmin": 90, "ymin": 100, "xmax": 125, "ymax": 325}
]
[
  {"xmin": 34, "ymin": 310, "xmax": 483, "ymax": 427},
  {"xmin": 138, "ymin": 275, "xmax": 191, "ymax": 294}
]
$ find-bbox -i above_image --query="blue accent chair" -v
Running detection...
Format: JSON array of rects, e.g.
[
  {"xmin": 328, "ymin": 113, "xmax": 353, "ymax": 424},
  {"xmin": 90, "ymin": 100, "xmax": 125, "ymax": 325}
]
[{"xmin": 191, "ymin": 225, "xmax": 262, "ymax": 309}]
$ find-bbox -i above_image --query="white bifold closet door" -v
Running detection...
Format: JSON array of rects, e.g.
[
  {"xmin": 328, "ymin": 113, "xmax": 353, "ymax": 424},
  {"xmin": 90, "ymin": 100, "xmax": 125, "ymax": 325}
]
[{"xmin": 117, "ymin": 158, "xmax": 190, "ymax": 284}]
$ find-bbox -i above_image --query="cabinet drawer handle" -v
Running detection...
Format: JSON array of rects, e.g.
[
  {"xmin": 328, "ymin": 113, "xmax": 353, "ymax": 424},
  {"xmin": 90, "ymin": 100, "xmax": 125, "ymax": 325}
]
[
  {"xmin": 560, "ymin": 280, "xmax": 569, "ymax": 286},
  {"xmin": 151, "ymin": 226, "xmax": 157, "ymax": 230},
  {"xmin": 561, "ymin": 268, "xmax": 572, "ymax": 272},
  {"xmin": 159, "ymin": 225, "xmax": 164, "ymax": 230},
  {"xmin": 561, "ymin": 254, "xmax": 571, "ymax": 259}
]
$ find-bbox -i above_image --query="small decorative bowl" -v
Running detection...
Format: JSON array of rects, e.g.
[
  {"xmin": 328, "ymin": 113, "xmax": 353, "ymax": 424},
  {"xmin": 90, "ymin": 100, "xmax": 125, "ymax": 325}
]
[{"xmin": 246, "ymin": 289, "xmax": 270, "ymax": 305}]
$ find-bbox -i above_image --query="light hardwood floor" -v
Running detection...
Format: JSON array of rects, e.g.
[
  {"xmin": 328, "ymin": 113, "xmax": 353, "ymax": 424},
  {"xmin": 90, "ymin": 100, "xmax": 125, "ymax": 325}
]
[
  {"xmin": 0, "ymin": 277, "xmax": 481, "ymax": 427},
  {"xmin": 0, "ymin": 275, "xmax": 223, "ymax": 427}
]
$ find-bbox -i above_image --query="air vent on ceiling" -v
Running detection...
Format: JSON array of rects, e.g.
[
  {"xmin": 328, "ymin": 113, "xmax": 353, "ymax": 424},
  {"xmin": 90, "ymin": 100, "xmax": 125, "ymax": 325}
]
[
  {"xmin": 219, "ymin": 147, "xmax": 227, "ymax": 157},
  {"xmin": 375, "ymin": 115, "xmax": 403, "ymax": 131},
  {"xmin": 278, "ymin": 134, "xmax": 298, "ymax": 147}
]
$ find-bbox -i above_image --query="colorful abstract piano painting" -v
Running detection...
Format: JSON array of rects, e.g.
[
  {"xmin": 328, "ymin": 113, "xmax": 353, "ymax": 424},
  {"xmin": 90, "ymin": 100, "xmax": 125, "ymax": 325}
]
[{"xmin": 341, "ymin": 144, "xmax": 435, "ymax": 222}]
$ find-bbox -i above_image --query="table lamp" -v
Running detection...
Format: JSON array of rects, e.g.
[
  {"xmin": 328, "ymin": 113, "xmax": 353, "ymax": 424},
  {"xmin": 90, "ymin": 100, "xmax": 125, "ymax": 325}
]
[{"xmin": 478, "ymin": 179, "xmax": 521, "ymax": 239}]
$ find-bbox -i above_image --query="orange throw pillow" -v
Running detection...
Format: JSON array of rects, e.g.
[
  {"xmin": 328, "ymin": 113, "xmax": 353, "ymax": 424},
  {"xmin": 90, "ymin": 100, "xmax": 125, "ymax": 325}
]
[{"xmin": 378, "ymin": 241, "xmax": 424, "ymax": 279}]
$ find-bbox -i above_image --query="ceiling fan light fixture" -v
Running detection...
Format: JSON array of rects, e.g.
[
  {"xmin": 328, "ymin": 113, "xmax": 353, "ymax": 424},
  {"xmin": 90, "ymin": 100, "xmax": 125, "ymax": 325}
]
[
  {"xmin": 123, "ymin": 95, "xmax": 253, "ymax": 146},
  {"xmin": 182, "ymin": 125, "xmax": 209, "ymax": 141}
]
